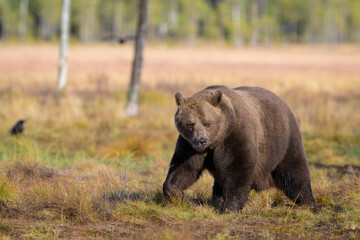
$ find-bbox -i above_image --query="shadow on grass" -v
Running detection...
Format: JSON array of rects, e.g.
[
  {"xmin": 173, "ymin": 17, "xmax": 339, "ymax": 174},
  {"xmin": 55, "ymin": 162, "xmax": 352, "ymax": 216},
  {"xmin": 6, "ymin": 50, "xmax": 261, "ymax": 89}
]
[
  {"xmin": 101, "ymin": 188, "xmax": 165, "ymax": 205},
  {"xmin": 101, "ymin": 188, "xmax": 219, "ymax": 209}
]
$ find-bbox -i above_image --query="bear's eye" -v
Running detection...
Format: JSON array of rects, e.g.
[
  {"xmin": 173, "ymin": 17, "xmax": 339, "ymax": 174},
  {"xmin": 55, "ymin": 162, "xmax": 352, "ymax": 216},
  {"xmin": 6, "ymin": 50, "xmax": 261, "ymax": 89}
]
[
  {"xmin": 204, "ymin": 123, "xmax": 211, "ymax": 128},
  {"xmin": 187, "ymin": 123, "xmax": 194, "ymax": 129}
]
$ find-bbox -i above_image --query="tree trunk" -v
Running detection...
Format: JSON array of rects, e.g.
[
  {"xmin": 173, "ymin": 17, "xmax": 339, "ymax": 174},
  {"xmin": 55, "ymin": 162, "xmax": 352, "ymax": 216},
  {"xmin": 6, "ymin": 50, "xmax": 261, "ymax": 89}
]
[
  {"xmin": 251, "ymin": 0, "xmax": 259, "ymax": 46},
  {"xmin": 306, "ymin": 1, "xmax": 315, "ymax": 43},
  {"xmin": 113, "ymin": 0, "xmax": 121, "ymax": 36},
  {"xmin": 80, "ymin": 2, "xmax": 96, "ymax": 43},
  {"xmin": 39, "ymin": 19, "xmax": 50, "ymax": 40},
  {"xmin": 57, "ymin": 0, "xmax": 71, "ymax": 93},
  {"xmin": 18, "ymin": 0, "xmax": 29, "ymax": 40},
  {"xmin": 231, "ymin": 0, "xmax": 243, "ymax": 46},
  {"xmin": 125, "ymin": 0, "xmax": 150, "ymax": 117},
  {"xmin": 169, "ymin": 0, "xmax": 178, "ymax": 33}
]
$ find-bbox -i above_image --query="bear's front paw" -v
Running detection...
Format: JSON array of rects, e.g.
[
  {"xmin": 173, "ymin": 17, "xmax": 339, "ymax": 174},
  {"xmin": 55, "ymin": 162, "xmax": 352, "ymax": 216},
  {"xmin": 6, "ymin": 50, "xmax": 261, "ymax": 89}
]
[
  {"xmin": 163, "ymin": 183, "xmax": 184, "ymax": 201},
  {"xmin": 220, "ymin": 199, "xmax": 244, "ymax": 214},
  {"xmin": 211, "ymin": 195, "xmax": 224, "ymax": 209}
]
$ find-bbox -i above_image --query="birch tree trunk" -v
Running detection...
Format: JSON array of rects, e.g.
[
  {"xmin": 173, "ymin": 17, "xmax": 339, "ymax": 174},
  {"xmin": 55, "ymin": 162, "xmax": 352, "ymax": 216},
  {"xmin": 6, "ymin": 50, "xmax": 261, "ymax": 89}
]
[
  {"xmin": 18, "ymin": 0, "xmax": 29, "ymax": 40},
  {"xmin": 57, "ymin": 0, "xmax": 71, "ymax": 93},
  {"xmin": 251, "ymin": 0, "xmax": 259, "ymax": 46},
  {"xmin": 113, "ymin": 0, "xmax": 121, "ymax": 36},
  {"xmin": 79, "ymin": 1, "xmax": 96, "ymax": 43},
  {"xmin": 231, "ymin": 0, "xmax": 243, "ymax": 46},
  {"xmin": 125, "ymin": 0, "xmax": 149, "ymax": 117},
  {"xmin": 169, "ymin": 0, "xmax": 178, "ymax": 33}
]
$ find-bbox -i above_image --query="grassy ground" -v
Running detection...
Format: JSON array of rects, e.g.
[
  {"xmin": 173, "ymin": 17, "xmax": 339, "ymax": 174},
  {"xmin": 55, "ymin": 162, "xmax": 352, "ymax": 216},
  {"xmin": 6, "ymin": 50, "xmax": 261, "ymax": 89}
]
[{"xmin": 0, "ymin": 44, "xmax": 359, "ymax": 239}]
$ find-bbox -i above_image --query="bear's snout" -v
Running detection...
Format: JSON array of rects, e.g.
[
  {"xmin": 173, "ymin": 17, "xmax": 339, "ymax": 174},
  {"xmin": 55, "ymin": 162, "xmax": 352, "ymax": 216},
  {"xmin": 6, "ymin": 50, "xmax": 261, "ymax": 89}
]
[
  {"xmin": 193, "ymin": 138, "xmax": 207, "ymax": 151},
  {"xmin": 196, "ymin": 138, "xmax": 207, "ymax": 146}
]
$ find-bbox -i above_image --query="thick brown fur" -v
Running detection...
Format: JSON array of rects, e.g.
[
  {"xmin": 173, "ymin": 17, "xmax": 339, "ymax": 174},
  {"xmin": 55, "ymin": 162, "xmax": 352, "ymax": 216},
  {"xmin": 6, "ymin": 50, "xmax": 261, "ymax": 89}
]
[{"xmin": 163, "ymin": 85, "xmax": 315, "ymax": 213}]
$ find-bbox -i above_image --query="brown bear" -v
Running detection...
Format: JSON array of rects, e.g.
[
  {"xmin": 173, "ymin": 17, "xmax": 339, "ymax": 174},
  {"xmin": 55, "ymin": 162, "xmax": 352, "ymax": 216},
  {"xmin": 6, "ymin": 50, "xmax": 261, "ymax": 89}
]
[{"xmin": 163, "ymin": 85, "xmax": 315, "ymax": 213}]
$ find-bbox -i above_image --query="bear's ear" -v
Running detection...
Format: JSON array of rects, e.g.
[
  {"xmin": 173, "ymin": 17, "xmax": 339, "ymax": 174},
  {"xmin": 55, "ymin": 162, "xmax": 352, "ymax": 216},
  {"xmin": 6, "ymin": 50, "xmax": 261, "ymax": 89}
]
[
  {"xmin": 175, "ymin": 92, "xmax": 183, "ymax": 106},
  {"xmin": 210, "ymin": 89, "xmax": 222, "ymax": 106}
]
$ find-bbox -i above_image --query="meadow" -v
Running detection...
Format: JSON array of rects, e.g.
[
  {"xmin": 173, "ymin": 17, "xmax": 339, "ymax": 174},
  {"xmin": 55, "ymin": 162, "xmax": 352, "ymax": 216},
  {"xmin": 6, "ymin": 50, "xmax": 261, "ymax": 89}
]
[{"xmin": 0, "ymin": 44, "xmax": 359, "ymax": 239}]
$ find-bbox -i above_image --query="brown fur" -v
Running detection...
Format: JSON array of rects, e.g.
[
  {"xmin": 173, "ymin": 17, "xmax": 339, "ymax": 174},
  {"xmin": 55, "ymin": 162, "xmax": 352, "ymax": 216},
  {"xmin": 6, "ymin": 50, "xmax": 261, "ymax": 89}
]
[{"xmin": 163, "ymin": 85, "xmax": 315, "ymax": 213}]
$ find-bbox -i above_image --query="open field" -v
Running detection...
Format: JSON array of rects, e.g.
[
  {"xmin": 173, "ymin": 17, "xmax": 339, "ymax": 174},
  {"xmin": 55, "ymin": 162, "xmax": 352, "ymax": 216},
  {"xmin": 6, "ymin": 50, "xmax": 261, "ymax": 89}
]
[{"xmin": 0, "ymin": 44, "xmax": 359, "ymax": 239}]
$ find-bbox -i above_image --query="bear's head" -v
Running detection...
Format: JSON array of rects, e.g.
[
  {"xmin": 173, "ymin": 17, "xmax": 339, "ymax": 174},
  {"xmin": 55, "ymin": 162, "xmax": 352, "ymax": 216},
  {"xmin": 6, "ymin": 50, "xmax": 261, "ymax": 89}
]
[{"xmin": 174, "ymin": 89, "xmax": 225, "ymax": 152}]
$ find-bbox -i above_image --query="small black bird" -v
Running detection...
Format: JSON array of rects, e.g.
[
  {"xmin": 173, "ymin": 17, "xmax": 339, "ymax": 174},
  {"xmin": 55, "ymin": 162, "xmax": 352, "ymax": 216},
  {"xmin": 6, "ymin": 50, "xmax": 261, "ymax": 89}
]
[
  {"xmin": 9, "ymin": 120, "xmax": 26, "ymax": 136},
  {"xmin": 101, "ymin": 34, "xmax": 136, "ymax": 44}
]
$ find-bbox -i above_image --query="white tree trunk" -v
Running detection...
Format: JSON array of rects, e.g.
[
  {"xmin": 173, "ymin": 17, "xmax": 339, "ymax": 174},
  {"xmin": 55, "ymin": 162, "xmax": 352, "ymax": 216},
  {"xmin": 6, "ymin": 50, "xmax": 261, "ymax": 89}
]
[
  {"xmin": 125, "ymin": 0, "xmax": 150, "ymax": 117},
  {"xmin": 251, "ymin": 0, "xmax": 259, "ymax": 46},
  {"xmin": 113, "ymin": 0, "xmax": 122, "ymax": 36},
  {"xmin": 57, "ymin": 0, "xmax": 71, "ymax": 93},
  {"xmin": 18, "ymin": 0, "xmax": 29, "ymax": 40},
  {"xmin": 231, "ymin": 0, "xmax": 243, "ymax": 46},
  {"xmin": 169, "ymin": 0, "xmax": 178, "ymax": 32},
  {"xmin": 80, "ymin": 1, "xmax": 96, "ymax": 43}
]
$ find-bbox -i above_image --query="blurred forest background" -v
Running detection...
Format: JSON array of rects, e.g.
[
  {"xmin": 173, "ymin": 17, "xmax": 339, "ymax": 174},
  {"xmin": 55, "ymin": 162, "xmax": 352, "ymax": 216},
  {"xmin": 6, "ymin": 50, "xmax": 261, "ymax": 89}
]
[{"xmin": 1, "ymin": 0, "xmax": 360, "ymax": 45}]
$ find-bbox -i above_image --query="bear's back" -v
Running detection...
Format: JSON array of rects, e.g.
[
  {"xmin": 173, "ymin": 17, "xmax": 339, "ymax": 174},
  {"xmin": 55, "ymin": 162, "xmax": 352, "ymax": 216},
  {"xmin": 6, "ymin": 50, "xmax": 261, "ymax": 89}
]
[{"xmin": 234, "ymin": 86, "xmax": 289, "ymax": 110}]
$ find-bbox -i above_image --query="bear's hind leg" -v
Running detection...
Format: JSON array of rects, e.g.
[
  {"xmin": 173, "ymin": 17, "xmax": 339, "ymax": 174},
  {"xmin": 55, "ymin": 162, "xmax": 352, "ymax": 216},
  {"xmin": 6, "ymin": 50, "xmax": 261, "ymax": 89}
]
[
  {"xmin": 272, "ymin": 122, "xmax": 315, "ymax": 208},
  {"xmin": 271, "ymin": 154, "xmax": 315, "ymax": 208}
]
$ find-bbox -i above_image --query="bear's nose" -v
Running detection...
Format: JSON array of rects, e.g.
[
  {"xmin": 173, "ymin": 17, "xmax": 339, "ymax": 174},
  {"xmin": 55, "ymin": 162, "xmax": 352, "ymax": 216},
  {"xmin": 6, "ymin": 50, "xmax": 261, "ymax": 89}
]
[{"xmin": 196, "ymin": 138, "xmax": 207, "ymax": 147}]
